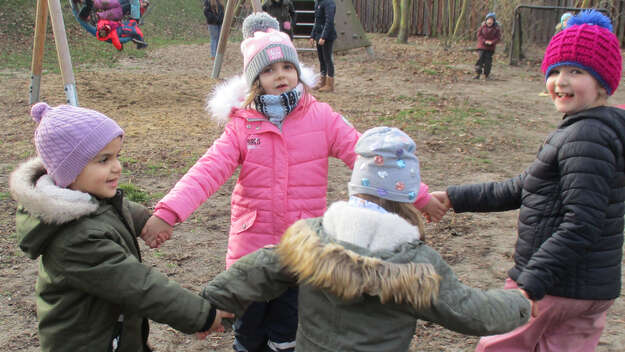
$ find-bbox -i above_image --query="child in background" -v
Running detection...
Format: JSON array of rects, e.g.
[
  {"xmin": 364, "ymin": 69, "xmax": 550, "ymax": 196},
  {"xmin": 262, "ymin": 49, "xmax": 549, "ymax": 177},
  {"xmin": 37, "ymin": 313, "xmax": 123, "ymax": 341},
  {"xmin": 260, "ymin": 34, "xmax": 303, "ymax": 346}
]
[
  {"xmin": 203, "ymin": 0, "xmax": 225, "ymax": 59},
  {"xmin": 555, "ymin": 12, "xmax": 573, "ymax": 34},
  {"xmin": 309, "ymin": 0, "xmax": 337, "ymax": 92},
  {"xmin": 262, "ymin": 0, "xmax": 297, "ymax": 39},
  {"xmin": 78, "ymin": 0, "xmax": 146, "ymax": 21},
  {"xmin": 140, "ymin": 12, "xmax": 446, "ymax": 352},
  {"xmin": 197, "ymin": 127, "xmax": 532, "ymax": 352},
  {"xmin": 9, "ymin": 103, "xmax": 226, "ymax": 351},
  {"xmin": 96, "ymin": 18, "xmax": 147, "ymax": 50},
  {"xmin": 434, "ymin": 10, "xmax": 625, "ymax": 351},
  {"xmin": 474, "ymin": 12, "xmax": 501, "ymax": 80}
]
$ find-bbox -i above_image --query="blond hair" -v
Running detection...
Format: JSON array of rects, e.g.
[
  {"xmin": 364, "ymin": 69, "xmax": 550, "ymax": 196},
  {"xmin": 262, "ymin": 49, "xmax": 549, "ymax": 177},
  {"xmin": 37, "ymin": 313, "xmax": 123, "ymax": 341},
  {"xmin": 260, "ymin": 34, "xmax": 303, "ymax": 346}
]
[{"xmin": 353, "ymin": 193, "xmax": 426, "ymax": 241}]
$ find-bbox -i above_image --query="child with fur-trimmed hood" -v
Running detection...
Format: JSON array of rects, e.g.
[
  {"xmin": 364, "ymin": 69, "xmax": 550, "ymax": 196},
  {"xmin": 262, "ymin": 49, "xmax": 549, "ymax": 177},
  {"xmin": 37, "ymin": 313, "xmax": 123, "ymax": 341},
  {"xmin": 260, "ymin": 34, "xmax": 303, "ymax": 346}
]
[{"xmin": 197, "ymin": 127, "xmax": 532, "ymax": 352}]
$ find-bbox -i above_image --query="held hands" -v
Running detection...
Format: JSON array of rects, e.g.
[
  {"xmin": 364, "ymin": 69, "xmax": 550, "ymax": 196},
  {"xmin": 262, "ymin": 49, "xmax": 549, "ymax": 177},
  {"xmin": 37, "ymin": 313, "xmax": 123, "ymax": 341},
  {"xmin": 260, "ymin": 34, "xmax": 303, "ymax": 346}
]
[
  {"xmin": 195, "ymin": 310, "xmax": 235, "ymax": 340},
  {"xmin": 519, "ymin": 289, "xmax": 540, "ymax": 318},
  {"xmin": 420, "ymin": 196, "xmax": 448, "ymax": 222},
  {"xmin": 140, "ymin": 215, "xmax": 173, "ymax": 248}
]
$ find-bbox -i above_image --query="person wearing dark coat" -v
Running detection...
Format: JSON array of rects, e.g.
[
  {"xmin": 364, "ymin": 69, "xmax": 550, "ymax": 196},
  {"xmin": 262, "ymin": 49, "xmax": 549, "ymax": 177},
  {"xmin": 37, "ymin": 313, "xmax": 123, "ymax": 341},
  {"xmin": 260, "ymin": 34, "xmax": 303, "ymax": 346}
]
[
  {"xmin": 262, "ymin": 0, "xmax": 296, "ymax": 39},
  {"xmin": 434, "ymin": 10, "xmax": 625, "ymax": 352},
  {"xmin": 309, "ymin": 0, "xmax": 337, "ymax": 92},
  {"xmin": 203, "ymin": 0, "xmax": 225, "ymax": 58},
  {"xmin": 474, "ymin": 12, "xmax": 501, "ymax": 80}
]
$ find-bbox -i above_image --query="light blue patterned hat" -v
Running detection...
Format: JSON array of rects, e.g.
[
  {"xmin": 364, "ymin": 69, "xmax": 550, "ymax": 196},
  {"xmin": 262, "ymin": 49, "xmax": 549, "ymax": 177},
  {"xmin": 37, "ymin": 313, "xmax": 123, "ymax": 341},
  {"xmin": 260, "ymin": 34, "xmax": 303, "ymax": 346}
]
[{"xmin": 348, "ymin": 127, "xmax": 420, "ymax": 203}]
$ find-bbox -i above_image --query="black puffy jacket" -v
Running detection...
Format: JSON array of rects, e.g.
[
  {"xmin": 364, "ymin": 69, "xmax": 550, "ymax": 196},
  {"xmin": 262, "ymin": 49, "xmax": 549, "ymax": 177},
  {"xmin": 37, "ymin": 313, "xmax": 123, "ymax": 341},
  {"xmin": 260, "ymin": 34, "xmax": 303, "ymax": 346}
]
[
  {"xmin": 448, "ymin": 106, "xmax": 625, "ymax": 301},
  {"xmin": 310, "ymin": 0, "xmax": 337, "ymax": 41}
]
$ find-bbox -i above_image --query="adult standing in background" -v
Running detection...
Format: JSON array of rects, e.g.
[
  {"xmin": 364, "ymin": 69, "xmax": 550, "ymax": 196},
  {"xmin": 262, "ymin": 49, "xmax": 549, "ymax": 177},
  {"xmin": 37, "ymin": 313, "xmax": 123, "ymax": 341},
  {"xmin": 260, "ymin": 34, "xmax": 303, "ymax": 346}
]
[
  {"xmin": 262, "ymin": 0, "xmax": 296, "ymax": 39},
  {"xmin": 309, "ymin": 0, "xmax": 337, "ymax": 92},
  {"xmin": 203, "ymin": 0, "xmax": 225, "ymax": 59}
]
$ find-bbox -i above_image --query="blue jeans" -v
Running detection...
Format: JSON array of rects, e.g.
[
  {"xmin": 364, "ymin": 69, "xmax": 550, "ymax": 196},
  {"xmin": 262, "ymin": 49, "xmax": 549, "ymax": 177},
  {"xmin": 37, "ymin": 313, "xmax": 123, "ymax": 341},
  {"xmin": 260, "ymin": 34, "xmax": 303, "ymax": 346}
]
[
  {"xmin": 208, "ymin": 24, "xmax": 222, "ymax": 58},
  {"xmin": 233, "ymin": 287, "xmax": 298, "ymax": 352}
]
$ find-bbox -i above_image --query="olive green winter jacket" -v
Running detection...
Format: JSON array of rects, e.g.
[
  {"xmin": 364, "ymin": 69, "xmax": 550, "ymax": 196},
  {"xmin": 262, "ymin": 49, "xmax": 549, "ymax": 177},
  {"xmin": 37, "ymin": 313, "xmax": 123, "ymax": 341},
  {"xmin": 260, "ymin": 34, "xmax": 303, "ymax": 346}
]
[
  {"xmin": 10, "ymin": 158, "xmax": 214, "ymax": 352},
  {"xmin": 201, "ymin": 201, "xmax": 531, "ymax": 352}
]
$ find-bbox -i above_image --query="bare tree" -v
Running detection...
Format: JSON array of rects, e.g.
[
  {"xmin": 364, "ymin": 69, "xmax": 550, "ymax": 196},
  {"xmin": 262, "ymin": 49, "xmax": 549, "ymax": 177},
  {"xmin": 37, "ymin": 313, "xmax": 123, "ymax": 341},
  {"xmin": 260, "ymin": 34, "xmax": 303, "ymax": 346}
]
[{"xmin": 388, "ymin": 0, "xmax": 412, "ymax": 43}]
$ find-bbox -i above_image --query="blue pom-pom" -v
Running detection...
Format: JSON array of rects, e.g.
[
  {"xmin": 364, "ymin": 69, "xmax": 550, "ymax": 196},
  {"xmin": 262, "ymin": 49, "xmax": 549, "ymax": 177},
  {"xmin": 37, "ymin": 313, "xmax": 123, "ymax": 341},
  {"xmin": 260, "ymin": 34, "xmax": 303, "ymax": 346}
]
[{"xmin": 567, "ymin": 9, "xmax": 613, "ymax": 31}]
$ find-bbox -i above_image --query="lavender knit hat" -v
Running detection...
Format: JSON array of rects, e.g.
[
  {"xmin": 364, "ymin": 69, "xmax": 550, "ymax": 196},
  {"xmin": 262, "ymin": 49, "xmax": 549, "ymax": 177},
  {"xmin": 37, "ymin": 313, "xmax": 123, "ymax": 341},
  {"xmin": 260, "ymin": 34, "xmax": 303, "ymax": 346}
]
[
  {"xmin": 31, "ymin": 102, "xmax": 124, "ymax": 187},
  {"xmin": 349, "ymin": 127, "xmax": 421, "ymax": 203}
]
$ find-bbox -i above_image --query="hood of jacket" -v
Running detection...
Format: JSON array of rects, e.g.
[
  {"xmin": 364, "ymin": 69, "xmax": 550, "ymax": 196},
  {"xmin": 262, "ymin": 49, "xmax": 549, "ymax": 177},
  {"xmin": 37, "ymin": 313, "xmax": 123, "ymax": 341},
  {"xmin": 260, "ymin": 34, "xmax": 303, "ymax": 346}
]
[
  {"xmin": 9, "ymin": 158, "xmax": 99, "ymax": 259},
  {"xmin": 206, "ymin": 64, "xmax": 318, "ymax": 125},
  {"xmin": 562, "ymin": 106, "xmax": 625, "ymax": 149},
  {"xmin": 275, "ymin": 202, "xmax": 440, "ymax": 310}
]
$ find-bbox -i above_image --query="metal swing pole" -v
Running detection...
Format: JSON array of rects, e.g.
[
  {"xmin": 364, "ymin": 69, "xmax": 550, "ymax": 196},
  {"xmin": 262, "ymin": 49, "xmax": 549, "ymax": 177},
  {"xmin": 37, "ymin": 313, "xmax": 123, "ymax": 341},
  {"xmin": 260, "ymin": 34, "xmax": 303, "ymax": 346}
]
[
  {"xmin": 30, "ymin": 0, "xmax": 49, "ymax": 104},
  {"xmin": 47, "ymin": 0, "xmax": 79, "ymax": 106},
  {"xmin": 211, "ymin": 0, "xmax": 262, "ymax": 79}
]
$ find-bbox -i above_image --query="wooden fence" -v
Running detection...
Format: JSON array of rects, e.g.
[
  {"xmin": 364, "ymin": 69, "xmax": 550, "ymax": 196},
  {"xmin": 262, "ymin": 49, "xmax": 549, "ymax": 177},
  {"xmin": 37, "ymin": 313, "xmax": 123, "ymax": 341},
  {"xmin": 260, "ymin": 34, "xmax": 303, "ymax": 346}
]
[{"xmin": 352, "ymin": 0, "xmax": 625, "ymax": 46}]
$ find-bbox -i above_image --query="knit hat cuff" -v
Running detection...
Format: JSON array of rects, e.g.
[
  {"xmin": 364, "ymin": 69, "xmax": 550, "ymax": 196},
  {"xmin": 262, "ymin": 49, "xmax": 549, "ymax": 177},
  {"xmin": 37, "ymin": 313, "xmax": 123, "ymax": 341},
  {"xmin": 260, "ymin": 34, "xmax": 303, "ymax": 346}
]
[
  {"xmin": 545, "ymin": 61, "xmax": 613, "ymax": 95},
  {"xmin": 244, "ymin": 43, "xmax": 301, "ymax": 86},
  {"xmin": 348, "ymin": 183, "xmax": 419, "ymax": 203},
  {"xmin": 50, "ymin": 118, "xmax": 123, "ymax": 187}
]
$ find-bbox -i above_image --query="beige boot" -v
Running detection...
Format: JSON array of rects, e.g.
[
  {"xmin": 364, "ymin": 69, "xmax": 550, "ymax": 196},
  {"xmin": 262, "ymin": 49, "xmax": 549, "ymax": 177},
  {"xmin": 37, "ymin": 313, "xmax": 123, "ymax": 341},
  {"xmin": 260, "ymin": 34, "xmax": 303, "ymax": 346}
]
[
  {"xmin": 318, "ymin": 76, "xmax": 334, "ymax": 92},
  {"xmin": 313, "ymin": 75, "xmax": 326, "ymax": 90}
]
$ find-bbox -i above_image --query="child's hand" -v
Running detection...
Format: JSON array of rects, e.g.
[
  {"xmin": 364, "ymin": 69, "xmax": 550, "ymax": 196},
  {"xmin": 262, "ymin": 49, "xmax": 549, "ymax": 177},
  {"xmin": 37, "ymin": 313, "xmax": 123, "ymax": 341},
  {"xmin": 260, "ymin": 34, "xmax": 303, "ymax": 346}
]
[
  {"xmin": 283, "ymin": 21, "xmax": 291, "ymax": 30},
  {"xmin": 140, "ymin": 215, "xmax": 173, "ymax": 248},
  {"xmin": 420, "ymin": 195, "xmax": 448, "ymax": 222},
  {"xmin": 430, "ymin": 191, "xmax": 451, "ymax": 210},
  {"xmin": 195, "ymin": 310, "xmax": 235, "ymax": 340},
  {"xmin": 518, "ymin": 289, "xmax": 539, "ymax": 318}
]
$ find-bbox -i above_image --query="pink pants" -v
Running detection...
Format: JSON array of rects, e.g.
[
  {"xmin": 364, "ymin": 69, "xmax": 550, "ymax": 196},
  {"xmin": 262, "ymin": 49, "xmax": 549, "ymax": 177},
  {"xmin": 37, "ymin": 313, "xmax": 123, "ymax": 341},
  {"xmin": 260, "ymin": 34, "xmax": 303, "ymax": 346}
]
[{"xmin": 475, "ymin": 278, "xmax": 614, "ymax": 352}]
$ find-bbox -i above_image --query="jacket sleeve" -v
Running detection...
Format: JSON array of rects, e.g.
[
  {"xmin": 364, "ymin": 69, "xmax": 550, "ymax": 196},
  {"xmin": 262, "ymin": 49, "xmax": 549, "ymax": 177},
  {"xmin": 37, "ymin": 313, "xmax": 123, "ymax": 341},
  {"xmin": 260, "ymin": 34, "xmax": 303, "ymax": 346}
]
[
  {"xmin": 491, "ymin": 26, "xmax": 502, "ymax": 45},
  {"xmin": 447, "ymin": 172, "xmax": 526, "ymax": 213},
  {"xmin": 324, "ymin": 105, "xmax": 361, "ymax": 168},
  {"xmin": 320, "ymin": 1, "xmax": 336, "ymax": 40},
  {"xmin": 154, "ymin": 121, "xmax": 242, "ymax": 225},
  {"xmin": 415, "ymin": 244, "xmax": 531, "ymax": 335},
  {"xmin": 126, "ymin": 200, "xmax": 151, "ymax": 236},
  {"xmin": 57, "ymin": 231, "xmax": 214, "ymax": 334},
  {"xmin": 200, "ymin": 248, "xmax": 296, "ymax": 316},
  {"xmin": 516, "ymin": 123, "xmax": 616, "ymax": 300},
  {"xmin": 288, "ymin": 1, "xmax": 296, "ymax": 26}
]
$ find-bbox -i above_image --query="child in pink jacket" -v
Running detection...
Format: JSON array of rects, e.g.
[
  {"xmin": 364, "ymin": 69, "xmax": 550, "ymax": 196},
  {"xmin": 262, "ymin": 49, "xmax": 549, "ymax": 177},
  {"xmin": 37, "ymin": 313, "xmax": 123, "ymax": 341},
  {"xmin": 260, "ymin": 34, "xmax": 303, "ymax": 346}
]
[{"xmin": 141, "ymin": 12, "xmax": 446, "ymax": 352}]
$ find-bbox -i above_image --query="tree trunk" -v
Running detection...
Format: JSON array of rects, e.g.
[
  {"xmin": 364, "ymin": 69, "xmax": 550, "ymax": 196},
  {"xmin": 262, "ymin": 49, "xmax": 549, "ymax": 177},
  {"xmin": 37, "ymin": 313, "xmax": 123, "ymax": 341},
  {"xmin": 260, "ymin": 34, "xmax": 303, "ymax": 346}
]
[
  {"xmin": 451, "ymin": 0, "xmax": 468, "ymax": 41},
  {"xmin": 388, "ymin": 0, "xmax": 400, "ymax": 37},
  {"xmin": 397, "ymin": 0, "xmax": 412, "ymax": 43}
]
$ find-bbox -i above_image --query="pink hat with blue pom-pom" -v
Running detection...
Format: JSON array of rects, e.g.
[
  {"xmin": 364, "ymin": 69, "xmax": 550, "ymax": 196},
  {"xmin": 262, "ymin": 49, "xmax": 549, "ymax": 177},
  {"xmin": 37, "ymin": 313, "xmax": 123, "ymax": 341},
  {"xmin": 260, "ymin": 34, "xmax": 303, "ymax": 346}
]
[
  {"xmin": 542, "ymin": 9, "xmax": 622, "ymax": 95},
  {"xmin": 348, "ymin": 127, "xmax": 421, "ymax": 203},
  {"xmin": 31, "ymin": 102, "xmax": 124, "ymax": 188}
]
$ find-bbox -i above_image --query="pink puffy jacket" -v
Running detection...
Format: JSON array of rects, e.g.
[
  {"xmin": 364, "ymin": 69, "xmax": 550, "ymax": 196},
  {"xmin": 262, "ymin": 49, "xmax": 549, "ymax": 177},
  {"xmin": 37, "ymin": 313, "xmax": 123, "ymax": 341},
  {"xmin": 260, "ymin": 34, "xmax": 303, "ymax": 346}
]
[{"xmin": 154, "ymin": 67, "xmax": 430, "ymax": 267}]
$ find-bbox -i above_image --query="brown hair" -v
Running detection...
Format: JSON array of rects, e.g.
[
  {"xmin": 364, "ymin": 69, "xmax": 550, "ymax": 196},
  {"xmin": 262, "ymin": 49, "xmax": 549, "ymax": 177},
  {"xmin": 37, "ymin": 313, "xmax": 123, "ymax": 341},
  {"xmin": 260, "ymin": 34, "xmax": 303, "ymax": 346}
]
[{"xmin": 354, "ymin": 193, "xmax": 426, "ymax": 241}]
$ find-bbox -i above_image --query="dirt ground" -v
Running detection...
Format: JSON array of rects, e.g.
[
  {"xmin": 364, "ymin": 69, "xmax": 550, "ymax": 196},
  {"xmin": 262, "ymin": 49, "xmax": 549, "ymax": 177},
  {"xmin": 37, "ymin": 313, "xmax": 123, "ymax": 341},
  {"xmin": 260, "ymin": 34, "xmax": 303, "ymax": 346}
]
[{"xmin": 1, "ymin": 33, "xmax": 625, "ymax": 351}]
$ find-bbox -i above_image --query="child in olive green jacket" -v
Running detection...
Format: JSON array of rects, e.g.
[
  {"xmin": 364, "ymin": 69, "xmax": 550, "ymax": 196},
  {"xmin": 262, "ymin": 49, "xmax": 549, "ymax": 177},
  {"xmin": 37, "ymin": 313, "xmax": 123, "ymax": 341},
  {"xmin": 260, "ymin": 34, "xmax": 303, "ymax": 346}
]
[{"xmin": 10, "ymin": 102, "xmax": 225, "ymax": 352}]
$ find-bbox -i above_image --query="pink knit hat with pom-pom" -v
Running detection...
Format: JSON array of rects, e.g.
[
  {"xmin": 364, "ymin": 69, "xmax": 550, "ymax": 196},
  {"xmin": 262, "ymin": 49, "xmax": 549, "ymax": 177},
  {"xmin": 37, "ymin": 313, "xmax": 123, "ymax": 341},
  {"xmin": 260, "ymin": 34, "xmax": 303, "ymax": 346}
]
[
  {"xmin": 31, "ymin": 102, "xmax": 123, "ymax": 187},
  {"xmin": 240, "ymin": 12, "xmax": 301, "ymax": 87},
  {"xmin": 542, "ymin": 9, "xmax": 622, "ymax": 95}
]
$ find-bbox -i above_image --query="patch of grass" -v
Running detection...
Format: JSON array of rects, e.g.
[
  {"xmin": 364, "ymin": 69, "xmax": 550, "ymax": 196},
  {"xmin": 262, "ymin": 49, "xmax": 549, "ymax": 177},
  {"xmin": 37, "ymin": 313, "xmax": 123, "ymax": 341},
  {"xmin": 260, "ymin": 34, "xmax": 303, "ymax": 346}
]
[
  {"xmin": 0, "ymin": 0, "xmax": 215, "ymax": 71},
  {"xmin": 118, "ymin": 182, "xmax": 150, "ymax": 204},
  {"xmin": 0, "ymin": 192, "xmax": 11, "ymax": 200}
]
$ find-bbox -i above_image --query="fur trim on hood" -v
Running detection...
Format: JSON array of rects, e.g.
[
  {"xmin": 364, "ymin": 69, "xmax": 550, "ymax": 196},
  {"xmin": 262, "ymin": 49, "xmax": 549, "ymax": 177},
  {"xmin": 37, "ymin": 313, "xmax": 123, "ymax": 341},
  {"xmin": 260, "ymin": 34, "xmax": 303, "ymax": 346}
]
[
  {"xmin": 322, "ymin": 201, "xmax": 421, "ymax": 251},
  {"xmin": 206, "ymin": 64, "xmax": 318, "ymax": 125},
  {"xmin": 9, "ymin": 158, "xmax": 99, "ymax": 224},
  {"xmin": 276, "ymin": 219, "xmax": 440, "ymax": 310}
]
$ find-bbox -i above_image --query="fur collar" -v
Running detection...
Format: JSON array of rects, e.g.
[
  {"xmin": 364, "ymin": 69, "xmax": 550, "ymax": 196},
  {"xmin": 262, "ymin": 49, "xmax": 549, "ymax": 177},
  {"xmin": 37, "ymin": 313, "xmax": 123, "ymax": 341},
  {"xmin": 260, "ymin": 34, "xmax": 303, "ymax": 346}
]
[
  {"xmin": 276, "ymin": 220, "xmax": 440, "ymax": 310},
  {"xmin": 9, "ymin": 158, "xmax": 99, "ymax": 224},
  {"xmin": 322, "ymin": 201, "xmax": 421, "ymax": 252},
  {"xmin": 206, "ymin": 64, "xmax": 318, "ymax": 125}
]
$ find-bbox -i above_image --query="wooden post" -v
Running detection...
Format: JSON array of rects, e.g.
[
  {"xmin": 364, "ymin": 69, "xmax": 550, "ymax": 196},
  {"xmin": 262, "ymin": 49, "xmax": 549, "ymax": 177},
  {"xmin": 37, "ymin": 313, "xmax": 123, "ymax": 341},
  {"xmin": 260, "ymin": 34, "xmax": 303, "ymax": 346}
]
[
  {"xmin": 211, "ymin": 0, "xmax": 263, "ymax": 79},
  {"xmin": 47, "ymin": 0, "xmax": 79, "ymax": 105},
  {"xmin": 30, "ymin": 0, "xmax": 49, "ymax": 104}
]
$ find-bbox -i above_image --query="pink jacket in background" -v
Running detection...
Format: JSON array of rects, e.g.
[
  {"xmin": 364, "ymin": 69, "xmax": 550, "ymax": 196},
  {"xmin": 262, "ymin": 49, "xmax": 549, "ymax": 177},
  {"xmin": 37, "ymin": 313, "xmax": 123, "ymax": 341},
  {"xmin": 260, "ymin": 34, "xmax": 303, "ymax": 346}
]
[{"xmin": 154, "ymin": 67, "xmax": 430, "ymax": 267}]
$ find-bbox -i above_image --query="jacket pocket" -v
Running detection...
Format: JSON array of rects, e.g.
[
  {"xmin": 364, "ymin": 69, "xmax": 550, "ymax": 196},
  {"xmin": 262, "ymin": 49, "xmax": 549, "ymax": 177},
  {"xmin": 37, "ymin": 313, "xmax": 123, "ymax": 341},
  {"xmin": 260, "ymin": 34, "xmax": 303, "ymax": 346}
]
[{"xmin": 232, "ymin": 209, "xmax": 257, "ymax": 234}]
